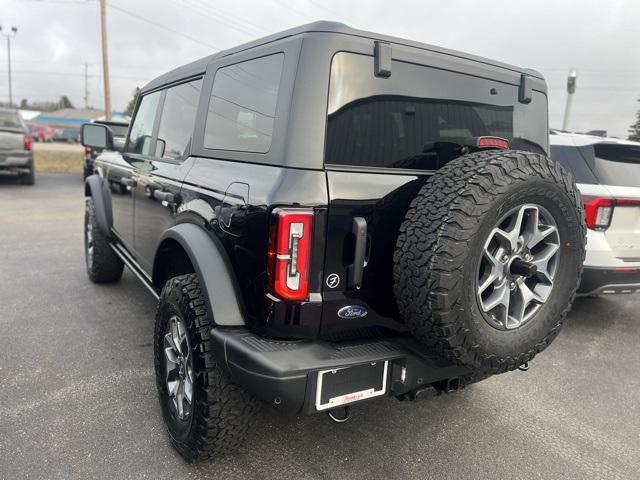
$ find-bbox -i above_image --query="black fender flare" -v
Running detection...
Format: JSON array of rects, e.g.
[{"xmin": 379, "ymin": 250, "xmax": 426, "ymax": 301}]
[
  {"xmin": 156, "ymin": 224, "xmax": 246, "ymax": 326},
  {"xmin": 84, "ymin": 174, "xmax": 112, "ymax": 237}
]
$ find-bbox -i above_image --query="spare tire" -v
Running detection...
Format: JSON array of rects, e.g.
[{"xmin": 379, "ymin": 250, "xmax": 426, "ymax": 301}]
[{"xmin": 393, "ymin": 150, "xmax": 585, "ymax": 375}]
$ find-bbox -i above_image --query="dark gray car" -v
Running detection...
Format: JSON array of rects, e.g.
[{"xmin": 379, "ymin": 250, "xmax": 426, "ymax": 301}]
[{"xmin": 0, "ymin": 108, "xmax": 35, "ymax": 185}]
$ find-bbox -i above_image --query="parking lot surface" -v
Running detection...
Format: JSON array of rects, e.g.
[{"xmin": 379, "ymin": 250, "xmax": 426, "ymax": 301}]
[{"xmin": 1, "ymin": 173, "xmax": 639, "ymax": 479}]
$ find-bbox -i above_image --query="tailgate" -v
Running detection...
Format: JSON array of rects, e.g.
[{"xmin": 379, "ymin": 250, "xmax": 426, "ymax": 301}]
[
  {"xmin": 606, "ymin": 188, "xmax": 640, "ymax": 261},
  {"xmin": 0, "ymin": 130, "xmax": 24, "ymax": 151}
]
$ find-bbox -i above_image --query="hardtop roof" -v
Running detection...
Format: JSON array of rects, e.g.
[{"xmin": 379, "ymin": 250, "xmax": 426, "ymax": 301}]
[{"xmin": 141, "ymin": 21, "xmax": 544, "ymax": 93}]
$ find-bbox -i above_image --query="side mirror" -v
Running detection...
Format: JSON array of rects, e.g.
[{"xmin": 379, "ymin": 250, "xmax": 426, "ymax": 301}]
[
  {"xmin": 155, "ymin": 138, "xmax": 166, "ymax": 157},
  {"xmin": 81, "ymin": 123, "xmax": 113, "ymax": 150}
]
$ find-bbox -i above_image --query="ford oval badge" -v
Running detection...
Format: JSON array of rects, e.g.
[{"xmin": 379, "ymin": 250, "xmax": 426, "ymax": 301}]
[{"xmin": 337, "ymin": 305, "xmax": 368, "ymax": 319}]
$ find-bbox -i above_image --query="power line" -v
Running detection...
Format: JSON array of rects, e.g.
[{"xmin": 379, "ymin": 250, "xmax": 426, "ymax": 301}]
[
  {"xmin": 180, "ymin": 0, "xmax": 269, "ymax": 38},
  {"xmin": 107, "ymin": 3, "xmax": 221, "ymax": 50}
]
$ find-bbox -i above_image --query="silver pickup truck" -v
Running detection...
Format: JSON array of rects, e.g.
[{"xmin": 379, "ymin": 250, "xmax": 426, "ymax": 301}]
[{"xmin": 0, "ymin": 108, "xmax": 34, "ymax": 185}]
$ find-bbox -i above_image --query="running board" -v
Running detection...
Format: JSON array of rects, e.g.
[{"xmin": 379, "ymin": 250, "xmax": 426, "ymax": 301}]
[{"xmin": 110, "ymin": 243, "xmax": 159, "ymax": 300}]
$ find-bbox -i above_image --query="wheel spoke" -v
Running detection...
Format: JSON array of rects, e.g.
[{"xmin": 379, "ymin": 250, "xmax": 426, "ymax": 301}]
[
  {"xmin": 482, "ymin": 281, "xmax": 510, "ymax": 312},
  {"xmin": 176, "ymin": 381, "xmax": 185, "ymax": 418},
  {"xmin": 171, "ymin": 320, "xmax": 183, "ymax": 355},
  {"xmin": 477, "ymin": 203, "xmax": 561, "ymax": 331},
  {"xmin": 184, "ymin": 374, "xmax": 193, "ymax": 403},
  {"xmin": 492, "ymin": 227, "xmax": 518, "ymax": 251},
  {"xmin": 531, "ymin": 242, "xmax": 560, "ymax": 284}
]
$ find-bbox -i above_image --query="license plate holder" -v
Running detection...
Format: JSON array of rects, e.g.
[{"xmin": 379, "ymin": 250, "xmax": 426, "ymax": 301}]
[{"xmin": 315, "ymin": 361, "xmax": 388, "ymax": 411}]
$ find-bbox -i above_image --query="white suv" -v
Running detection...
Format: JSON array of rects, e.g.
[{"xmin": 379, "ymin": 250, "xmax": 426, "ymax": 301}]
[{"xmin": 550, "ymin": 131, "xmax": 640, "ymax": 295}]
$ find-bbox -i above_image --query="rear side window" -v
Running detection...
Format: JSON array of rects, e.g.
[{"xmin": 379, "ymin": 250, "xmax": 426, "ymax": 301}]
[
  {"xmin": 592, "ymin": 144, "xmax": 640, "ymax": 187},
  {"xmin": 126, "ymin": 91, "xmax": 161, "ymax": 155},
  {"xmin": 325, "ymin": 53, "xmax": 548, "ymax": 170},
  {"xmin": 155, "ymin": 79, "xmax": 202, "ymax": 160},
  {"xmin": 549, "ymin": 145, "xmax": 598, "ymax": 184},
  {"xmin": 204, "ymin": 53, "xmax": 284, "ymax": 153}
]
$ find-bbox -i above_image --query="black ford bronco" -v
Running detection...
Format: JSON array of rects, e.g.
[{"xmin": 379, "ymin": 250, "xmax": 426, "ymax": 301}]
[{"xmin": 81, "ymin": 22, "xmax": 585, "ymax": 462}]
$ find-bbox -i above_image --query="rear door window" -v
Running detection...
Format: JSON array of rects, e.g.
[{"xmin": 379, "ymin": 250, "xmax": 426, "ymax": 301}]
[
  {"xmin": 325, "ymin": 53, "xmax": 548, "ymax": 170},
  {"xmin": 203, "ymin": 53, "xmax": 284, "ymax": 153},
  {"xmin": 126, "ymin": 91, "xmax": 161, "ymax": 155},
  {"xmin": 155, "ymin": 79, "xmax": 202, "ymax": 160}
]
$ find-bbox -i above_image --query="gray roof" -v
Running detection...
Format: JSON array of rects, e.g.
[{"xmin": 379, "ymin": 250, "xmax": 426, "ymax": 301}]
[{"xmin": 142, "ymin": 21, "xmax": 543, "ymax": 93}]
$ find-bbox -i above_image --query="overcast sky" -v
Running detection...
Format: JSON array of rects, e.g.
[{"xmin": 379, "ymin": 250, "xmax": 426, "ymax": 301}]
[{"xmin": 1, "ymin": 0, "xmax": 638, "ymax": 137}]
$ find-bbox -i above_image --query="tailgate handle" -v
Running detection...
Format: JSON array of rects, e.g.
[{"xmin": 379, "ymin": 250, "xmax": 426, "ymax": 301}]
[{"xmin": 348, "ymin": 217, "xmax": 367, "ymax": 290}]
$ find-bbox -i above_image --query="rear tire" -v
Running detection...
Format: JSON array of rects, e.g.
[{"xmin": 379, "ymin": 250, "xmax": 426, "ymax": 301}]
[
  {"xmin": 21, "ymin": 163, "xmax": 35, "ymax": 185},
  {"xmin": 84, "ymin": 198, "xmax": 124, "ymax": 282},
  {"xmin": 154, "ymin": 274, "xmax": 261, "ymax": 462},
  {"xmin": 394, "ymin": 150, "xmax": 585, "ymax": 375}
]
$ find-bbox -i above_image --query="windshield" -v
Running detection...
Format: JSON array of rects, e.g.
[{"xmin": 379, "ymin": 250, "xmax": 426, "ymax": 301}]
[{"xmin": 0, "ymin": 110, "xmax": 23, "ymax": 130}]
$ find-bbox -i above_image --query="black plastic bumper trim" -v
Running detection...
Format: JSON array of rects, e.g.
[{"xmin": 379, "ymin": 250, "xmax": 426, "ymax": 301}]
[
  {"xmin": 210, "ymin": 327, "xmax": 470, "ymax": 415},
  {"xmin": 578, "ymin": 266, "xmax": 640, "ymax": 295}
]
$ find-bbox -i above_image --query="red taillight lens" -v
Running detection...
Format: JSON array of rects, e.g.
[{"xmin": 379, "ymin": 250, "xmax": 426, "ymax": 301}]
[
  {"xmin": 615, "ymin": 198, "xmax": 640, "ymax": 207},
  {"xmin": 476, "ymin": 136, "xmax": 510, "ymax": 149},
  {"xmin": 268, "ymin": 209, "xmax": 314, "ymax": 301},
  {"xmin": 84, "ymin": 146, "xmax": 92, "ymax": 154},
  {"xmin": 582, "ymin": 196, "xmax": 614, "ymax": 230},
  {"xmin": 23, "ymin": 134, "xmax": 32, "ymax": 151}
]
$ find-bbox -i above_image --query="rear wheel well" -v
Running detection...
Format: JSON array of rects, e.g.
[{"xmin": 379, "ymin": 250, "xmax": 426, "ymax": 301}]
[{"xmin": 153, "ymin": 239, "xmax": 195, "ymax": 293}]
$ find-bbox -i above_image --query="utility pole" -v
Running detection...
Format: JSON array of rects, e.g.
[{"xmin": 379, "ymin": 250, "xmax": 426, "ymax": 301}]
[
  {"xmin": 99, "ymin": 0, "xmax": 112, "ymax": 119},
  {"xmin": 83, "ymin": 63, "xmax": 89, "ymax": 109},
  {"xmin": 562, "ymin": 68, "xmax": 577, "ymax": 131},
  {"xmin": 0, "ymin": 26, "xmax": 18, "ymax": 108}
]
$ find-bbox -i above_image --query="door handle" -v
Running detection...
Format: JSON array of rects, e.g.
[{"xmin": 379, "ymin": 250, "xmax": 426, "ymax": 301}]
[
  {"xmin": 153, "ymin": 190, "xmax": 175, "ymax": 204},
  {"xmin": 348, "ymin": 217, "xmax": 367, "ymax": 290}
]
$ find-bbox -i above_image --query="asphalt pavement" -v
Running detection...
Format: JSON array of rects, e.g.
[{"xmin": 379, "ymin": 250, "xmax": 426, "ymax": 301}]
[{"xmin": 1, "ymin": 173, "xmax": 639, "ymax": 479}]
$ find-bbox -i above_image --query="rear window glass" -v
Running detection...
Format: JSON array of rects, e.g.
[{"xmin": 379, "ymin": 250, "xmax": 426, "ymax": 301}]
[
  {"xmin": 550, "ymin": 145, "xmax": 597, "ymax": 184},
  {"xmin": 204, "ymin": 53, "xmax": 284, "ymax": 153},
  {"xmin": 325, "ymin": 53, "xmax": 548, "ymax": 170},
  {"xmin": 0, "ymin": 110, "xmax": 23, "ymax": 130},
  {"xmin": 592, "ymin": 144, "xmax": 640, "ymax": 187}
]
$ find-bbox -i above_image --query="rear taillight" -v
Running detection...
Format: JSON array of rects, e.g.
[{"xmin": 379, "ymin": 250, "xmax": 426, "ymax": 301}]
[
  {"xmin": 268, "ymin": 208, "xmax": 314, "ymax": 301},
  {"xmin": 84, "ymin": 146, "xmax": 92, "ymax": 154},
  {"xmin": 615, "ymin": 198, "xmax": 640, "ymax": 207},
  {"xmin": 23, "ymin": 134, "xmax": 32, "ymax": 151},
  {"xmin": 582, "ymin": 196, "xmax": 614, "ymax": 230},
  {"xmin": 582, "ymin": 196, "xmax": 640, "ymax": 231}
]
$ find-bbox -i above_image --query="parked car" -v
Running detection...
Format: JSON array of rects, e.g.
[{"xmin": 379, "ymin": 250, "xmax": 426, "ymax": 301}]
[
  {"xmin": 53, "ymin": 127, "xmax": 81, "ymax": 143},
  {"xmin": 0, "ymin": 108, "xmax": 35, "ymax": 185},
  {"xmin": 27, "ymin": 122, "xmax": 56, "ymax": 142},
  {"xmin": 83, "ymin": 120, "xmax": 128, "ymax": 179},
  {"xmin": 81, "ymin": 22, "xmax": 585, "ymax": 462},
  {"xmin": 550, "ymin": 131, "xmax": 640, "ymax": 295}
]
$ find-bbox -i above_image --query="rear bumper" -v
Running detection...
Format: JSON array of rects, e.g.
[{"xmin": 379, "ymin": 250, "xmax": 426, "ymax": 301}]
[
  {"xmin": 578, "ymin": 266, "xmax": 640, "ymax": 295},
  {"xmin": 210, "ymin": 327, "xmax": 470, "ymax": 415},
  {"xmin": 0, "ymin": 151, "xmax": 33, "ymax": 170}
]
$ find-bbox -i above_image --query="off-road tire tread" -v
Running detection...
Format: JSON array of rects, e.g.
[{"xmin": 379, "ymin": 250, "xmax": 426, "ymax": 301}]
[
  {"xmin": 154, "ymin": 274, "xmax": 261, "ymax": 463},
  {"xmin": 394, "ymin": 150, "xmax": 586, "ymax": 375},
  {"xmin": 85, "ymin": 198, "xmax": 123, "ymax": 282}
]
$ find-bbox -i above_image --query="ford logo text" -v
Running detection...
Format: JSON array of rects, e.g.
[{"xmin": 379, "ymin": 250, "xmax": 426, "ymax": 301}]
[{"xmin": 337, "ymin": 305, "xmax": 368, "ymax": 319}]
